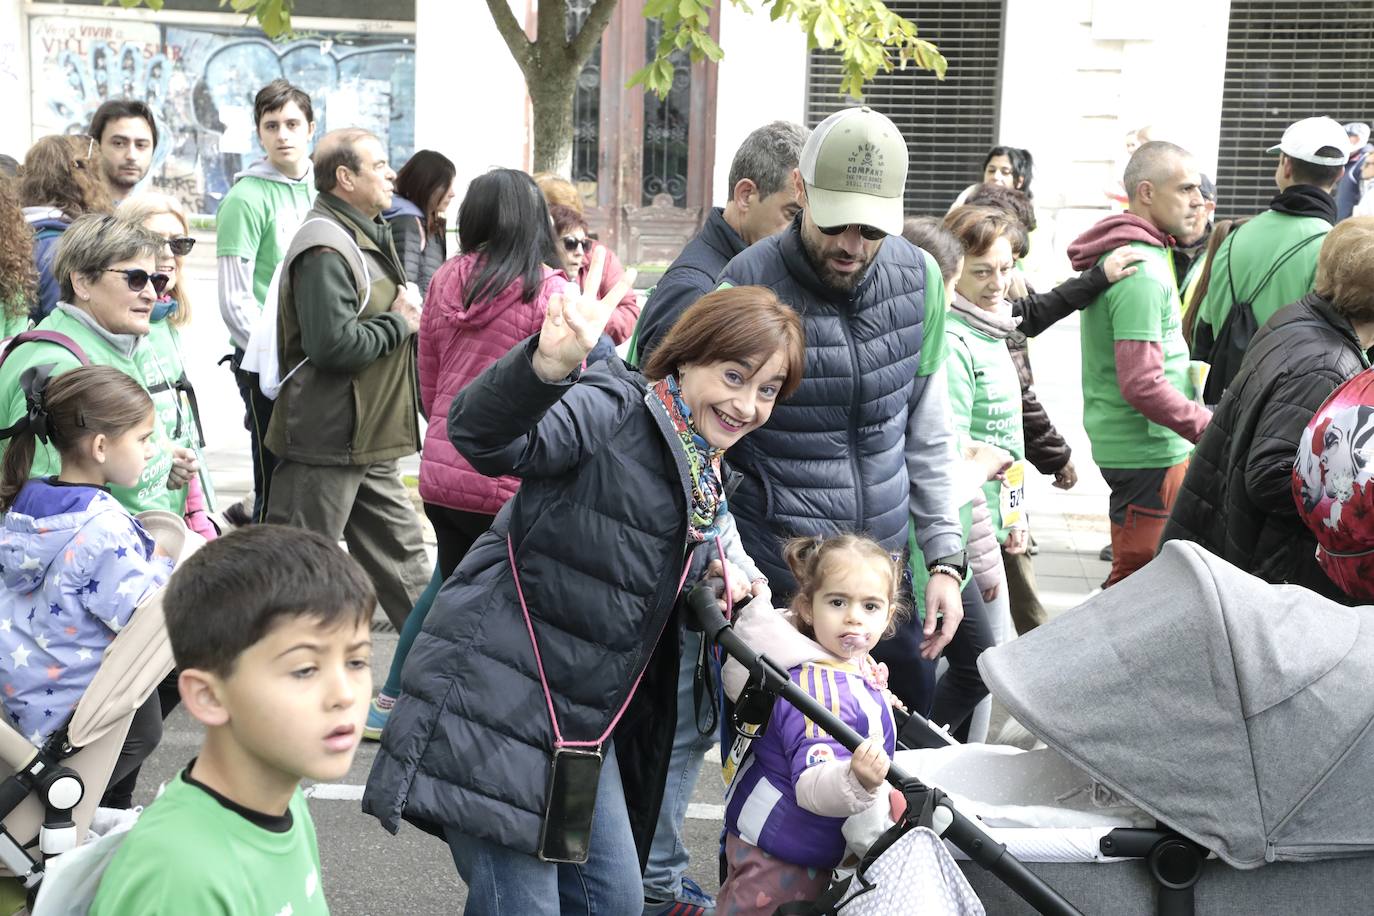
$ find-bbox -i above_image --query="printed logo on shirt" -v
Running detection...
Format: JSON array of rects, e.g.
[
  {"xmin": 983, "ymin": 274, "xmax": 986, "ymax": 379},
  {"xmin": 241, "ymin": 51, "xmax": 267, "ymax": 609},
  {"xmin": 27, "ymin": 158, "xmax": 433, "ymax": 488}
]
[{"xmin": 804, "ymin": 744, "xmax": 834, "ymax": 768}]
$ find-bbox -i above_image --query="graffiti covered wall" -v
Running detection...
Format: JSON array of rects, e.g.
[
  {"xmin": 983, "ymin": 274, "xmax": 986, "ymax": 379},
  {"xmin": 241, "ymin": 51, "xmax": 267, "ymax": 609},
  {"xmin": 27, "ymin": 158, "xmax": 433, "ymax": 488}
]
[{"xmin": 29, "ymin": 15, "xmax": 415, "ymax": 215}]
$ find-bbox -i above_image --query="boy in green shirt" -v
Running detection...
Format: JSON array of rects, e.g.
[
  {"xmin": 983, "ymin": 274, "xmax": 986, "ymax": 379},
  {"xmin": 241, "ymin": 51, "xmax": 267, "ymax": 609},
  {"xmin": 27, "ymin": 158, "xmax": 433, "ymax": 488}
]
[
  {"xmin": 216, "ymin": 79, "xmax": 317, "ymax": 522},
  {"xmin": 90, "ymin": 526, "xmax": 374, "ymax": 915},
  {"xmin": 1068, "ymin": 141, "xmax": 1213, "ymax": 586}
]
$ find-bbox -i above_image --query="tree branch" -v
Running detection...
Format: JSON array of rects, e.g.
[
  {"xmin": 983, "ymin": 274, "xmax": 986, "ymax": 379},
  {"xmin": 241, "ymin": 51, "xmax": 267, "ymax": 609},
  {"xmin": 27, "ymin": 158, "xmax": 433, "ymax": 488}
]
[
  {"xmin": 484, "ymin": 0, "xmax": 533, "ymax": 73},
  {"xmin": 569, "ymin": 0, "xmax": 621, "ymax": 70}
]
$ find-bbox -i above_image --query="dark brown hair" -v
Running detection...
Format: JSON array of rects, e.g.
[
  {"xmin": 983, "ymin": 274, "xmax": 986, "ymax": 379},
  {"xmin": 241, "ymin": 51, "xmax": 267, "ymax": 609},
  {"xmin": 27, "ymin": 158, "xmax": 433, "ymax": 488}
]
[
  {"xmin": 253, "ymin": 78, "xmax": 314, "ymax": 128},
  {"xmin": 88, "ymin": 99, "xmax": 158, "ymax": 151},
  {"xmin": 0, "ymin": 176, "xmax": 36, "ymax": 319},
  {"xmin": 1181, "ymin": 217, "xmax": 1244, "ymax": 348},
  {"xmin": 642, "ymin": 286, "xmax": 805, "ymax": 400},
  {"xmin": 901, "ymin": 216, "xmax": 963, "ymax": 285},
  {"xmin": 0, "ymin": 365, "xmax": 153, "ymax": 511},
  {"xmin": 548, "ymin": 203, "xmax": 587, "ymax": 237},
  {"xmin": 164, "ymin": 525, "xmax": 374, "ymax": 677},
  {"xmin": 783, "ymin": 534, "xmax": 908, "ymax": 639},
  {"xmin": 394, "ymin": 149, "xmax": 456, "ymax": 236},
  {"xmin": 964, "ymin": 183, "xmax": 1037, "ymax": 238},
  {"xmin": 19, "ymin": 135, "xmax": 113, "ymax": 220},
  {"xmin": 943, "ymin": 205, "xmax": 1027, "ymax": 259}
]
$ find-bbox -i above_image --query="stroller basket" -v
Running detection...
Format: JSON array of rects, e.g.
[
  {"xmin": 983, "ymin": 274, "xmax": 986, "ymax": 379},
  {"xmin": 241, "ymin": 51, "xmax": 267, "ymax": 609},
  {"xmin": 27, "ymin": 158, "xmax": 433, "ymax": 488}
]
[{"xmin": 688, "ymin": 586, "xmax": 1083, "ymax": 916}]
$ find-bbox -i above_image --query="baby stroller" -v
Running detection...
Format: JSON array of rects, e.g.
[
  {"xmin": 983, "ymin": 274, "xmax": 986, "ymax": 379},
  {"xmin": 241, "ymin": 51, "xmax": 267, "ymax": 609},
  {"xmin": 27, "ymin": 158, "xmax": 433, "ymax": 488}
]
[
  {"xmin": 0, "ymin": 511, "xmax": 202, "ymax": 911},
  {"xmin": 954, "ymin": 540, "xmax": 1374, "ymax": 914},
  {"xmin": 689, "ymin": 587, "xmax": 1084, "ymax": 915}
]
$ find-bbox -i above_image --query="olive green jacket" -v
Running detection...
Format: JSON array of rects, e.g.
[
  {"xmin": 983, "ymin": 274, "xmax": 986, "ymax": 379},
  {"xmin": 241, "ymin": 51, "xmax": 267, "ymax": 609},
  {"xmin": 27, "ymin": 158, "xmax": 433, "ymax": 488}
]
[{"xmin": 266, "ymin": 193, "xmax": 420, "ymax": 466}]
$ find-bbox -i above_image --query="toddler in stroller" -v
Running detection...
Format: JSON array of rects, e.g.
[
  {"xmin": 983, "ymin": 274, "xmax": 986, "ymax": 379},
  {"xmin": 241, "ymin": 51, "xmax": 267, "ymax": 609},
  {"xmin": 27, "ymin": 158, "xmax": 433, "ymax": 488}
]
[
  {"xmin": 715, "ymin": 534, "xmax": 907, "ymax": 915},
  {"xmin": 0, "ymin": 365, "xmax": 201, "ymax": 905}
]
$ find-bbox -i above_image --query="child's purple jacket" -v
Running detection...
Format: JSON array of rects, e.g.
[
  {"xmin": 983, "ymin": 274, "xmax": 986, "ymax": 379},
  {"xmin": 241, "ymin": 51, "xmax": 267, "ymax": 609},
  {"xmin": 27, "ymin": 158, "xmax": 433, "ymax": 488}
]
[{"xmin": 0, "ymin": 480, "xmax": 170, "ymax": 744}]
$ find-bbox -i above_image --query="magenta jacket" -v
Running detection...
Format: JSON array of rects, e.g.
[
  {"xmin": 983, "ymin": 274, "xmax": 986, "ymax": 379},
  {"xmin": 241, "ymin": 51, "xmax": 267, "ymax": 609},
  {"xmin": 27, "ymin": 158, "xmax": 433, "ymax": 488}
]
[{"xmin": 418, "ymin": 253, "xmax": 566, "ymax": 513}]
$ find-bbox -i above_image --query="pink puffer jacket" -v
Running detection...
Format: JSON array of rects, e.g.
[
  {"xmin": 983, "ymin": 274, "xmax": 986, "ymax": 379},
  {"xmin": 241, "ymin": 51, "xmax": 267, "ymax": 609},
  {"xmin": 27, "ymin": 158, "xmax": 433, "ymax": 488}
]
[{"xmin": 418, "ymin": 253, "xmax": 567, "ymax": 513}]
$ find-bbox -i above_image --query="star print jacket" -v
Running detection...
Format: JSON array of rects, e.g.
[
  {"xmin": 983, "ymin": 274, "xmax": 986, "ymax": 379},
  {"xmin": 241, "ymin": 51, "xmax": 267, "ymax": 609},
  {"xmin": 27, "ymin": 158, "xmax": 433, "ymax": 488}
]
[{"xmin": 0, "ymin": 479, "xmax": 170, "ymax": 745}]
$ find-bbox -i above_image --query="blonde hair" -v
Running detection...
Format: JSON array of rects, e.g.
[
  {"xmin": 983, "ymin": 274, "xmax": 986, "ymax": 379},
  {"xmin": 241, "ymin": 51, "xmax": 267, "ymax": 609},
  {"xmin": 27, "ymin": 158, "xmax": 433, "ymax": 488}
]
[
  {"xmin": 533, "ymin": 172, "xmax": 583, "ymax": 214},
  {"xmin": 1315, "ymin": 216, "xmax": 1374, "ymax": 323},
  {"xmin": 117, "ymin": 191, "xmax": 194, "ymax": 327},
  {"xmin": 783, "ymin": 534, "xmax": 907, "ymax": 639}
]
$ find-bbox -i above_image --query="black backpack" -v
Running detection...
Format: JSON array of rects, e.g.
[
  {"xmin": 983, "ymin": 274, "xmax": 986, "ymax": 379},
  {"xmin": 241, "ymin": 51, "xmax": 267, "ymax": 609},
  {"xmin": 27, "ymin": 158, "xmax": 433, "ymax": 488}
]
[{"xmin": 1201, "ymin": 228, "xmax": 1322, "ymax": 404}]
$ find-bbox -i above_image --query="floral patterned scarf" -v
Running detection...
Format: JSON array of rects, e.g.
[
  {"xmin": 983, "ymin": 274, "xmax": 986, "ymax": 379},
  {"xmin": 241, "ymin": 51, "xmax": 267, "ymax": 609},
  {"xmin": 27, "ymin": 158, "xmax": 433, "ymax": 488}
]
[{"xmin": 649, "ymin": 375, "xmax": 726, "ymax": 541}]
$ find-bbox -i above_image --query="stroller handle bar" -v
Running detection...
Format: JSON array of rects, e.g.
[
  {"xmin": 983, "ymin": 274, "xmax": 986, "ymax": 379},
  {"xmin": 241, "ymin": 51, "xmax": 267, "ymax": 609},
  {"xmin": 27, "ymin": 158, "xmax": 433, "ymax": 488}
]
[{"xmin": 688, "ymin": 586, "xmax": 1083, "ymax": 916}]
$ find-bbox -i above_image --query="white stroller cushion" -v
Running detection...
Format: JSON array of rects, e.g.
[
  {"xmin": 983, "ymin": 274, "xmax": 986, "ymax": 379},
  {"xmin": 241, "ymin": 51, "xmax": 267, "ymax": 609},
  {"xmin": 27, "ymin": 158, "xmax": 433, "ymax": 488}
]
[{"xmin": 836, "ymin": 826, "xmax": 985, "ymax": 915}]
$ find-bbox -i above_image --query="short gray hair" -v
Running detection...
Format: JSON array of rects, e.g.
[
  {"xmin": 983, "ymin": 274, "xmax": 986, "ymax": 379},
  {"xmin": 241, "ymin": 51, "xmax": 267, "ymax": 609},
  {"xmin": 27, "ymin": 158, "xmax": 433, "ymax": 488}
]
[
  {"xmin": 52, "ymin": 214, "xmax": 162, "ymax": 304},
  {"xmin": 1123, "ymin": 140, "xmax": 1192, "ymax": 202},
  {"xmin": 314, "ymin": 128, "xmax": 375, "ymax": 193},
  {"xmin": 728, "ymin": 121, "xmax": 809, "ymax": 199}
]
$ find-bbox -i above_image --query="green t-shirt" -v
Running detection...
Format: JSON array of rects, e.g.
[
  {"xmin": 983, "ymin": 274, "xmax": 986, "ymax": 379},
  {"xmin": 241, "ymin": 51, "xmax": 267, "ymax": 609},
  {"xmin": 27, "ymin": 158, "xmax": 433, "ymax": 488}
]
[
  {"xmin": 90, "ymin": 771, "xmax": 326, "ymax": 916},
  {"xmin": 1193, "ymin": 208, "xmax": 1327, "ymax": 340},
  {"xmin": 946, "ymin": 310, "xmax": 1025, "ymax": 538},
  {"xmin": 1079, "ymin": 243, "xmax": 1193, "ymax": 469},
  {"xmin": 215, "ymin": 171, "xmax": 316, "ymax": 316},
  {"xmin": 0, "ymin": 306, "xmax": 184, "ymax": 514},
  {"xmin": 916, "ymin": 250, "xmax": 949, "ymax": 377}
]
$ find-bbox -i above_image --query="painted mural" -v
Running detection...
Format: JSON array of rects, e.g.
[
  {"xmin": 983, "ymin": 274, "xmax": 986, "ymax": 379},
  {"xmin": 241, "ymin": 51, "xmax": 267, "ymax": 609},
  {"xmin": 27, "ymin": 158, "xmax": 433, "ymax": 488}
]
[{"xmin": 29, "ymin": 15, "xmax": 415, "ymax": 215}]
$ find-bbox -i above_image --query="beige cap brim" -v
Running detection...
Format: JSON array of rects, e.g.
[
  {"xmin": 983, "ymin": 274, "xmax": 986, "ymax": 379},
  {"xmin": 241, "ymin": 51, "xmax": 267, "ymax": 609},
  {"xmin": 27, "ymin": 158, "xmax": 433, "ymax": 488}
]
[{"xmin": 806, "ymin": 184, "xmax": 905, "ymax": 238}]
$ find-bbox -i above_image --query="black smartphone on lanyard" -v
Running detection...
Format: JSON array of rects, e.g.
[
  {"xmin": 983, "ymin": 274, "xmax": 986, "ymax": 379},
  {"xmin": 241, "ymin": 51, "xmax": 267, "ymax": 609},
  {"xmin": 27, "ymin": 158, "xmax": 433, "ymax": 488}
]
[{"xmin": 536, "ymin": 747, "xmax": 603, "ymax": 863}]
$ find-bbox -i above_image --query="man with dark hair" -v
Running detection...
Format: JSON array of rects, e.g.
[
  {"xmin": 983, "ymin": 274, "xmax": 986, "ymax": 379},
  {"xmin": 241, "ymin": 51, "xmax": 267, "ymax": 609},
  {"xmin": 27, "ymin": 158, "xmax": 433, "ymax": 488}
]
[
  {"xmin": 264, "ymin": 128, "xmax": 427, "ymax": 635},
  {"xmin": 717, "ymin": 106, "xmax": 966, "ymax": 689},
  {"xmin": 1067, "ymin": 140, "xmax": 1212, "ymax": 585},
  {"xmin": 631, "ymin": 120, "xmax": 808, "ymax": 363},
  {"xmin": 1337, "ymin": 122, "xmax": 1371, "ymax": 222},
  {"xmin": 87, "ymin": 99, "xmax": 157, "ymax": 203},
  {"xmin": 216, "ymin": 79, "xmax": 317, "ymax": 523},
  {"xmin": 1191, "ymin": 116, "xmax": 1347, "ymax": 401}
]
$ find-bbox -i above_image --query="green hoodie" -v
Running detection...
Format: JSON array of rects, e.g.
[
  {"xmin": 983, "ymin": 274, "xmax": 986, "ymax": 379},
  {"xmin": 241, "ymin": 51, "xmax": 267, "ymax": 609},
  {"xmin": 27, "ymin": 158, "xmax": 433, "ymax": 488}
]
[{"xmin": 0, "ymin": 304, "xmax": 185, "ymax": 514}]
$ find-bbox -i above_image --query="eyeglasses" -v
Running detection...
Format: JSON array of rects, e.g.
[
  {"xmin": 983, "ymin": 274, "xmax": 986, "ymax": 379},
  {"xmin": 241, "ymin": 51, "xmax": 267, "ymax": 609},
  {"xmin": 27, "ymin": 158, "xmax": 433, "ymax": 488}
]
[
  {"xmin": 562, "ymin": 236, "xmax": 592, "ymax": 254},
  {"xmin": 105, "ymin": 269, "xmax": 170, "ymax": 296},
  {"xmin": 817, "ymin": 223, "xmax": 887, "ymax": 241},
  {"xmin": 162, "ymin": 236, "xmax": 195, "ymax": 256}
]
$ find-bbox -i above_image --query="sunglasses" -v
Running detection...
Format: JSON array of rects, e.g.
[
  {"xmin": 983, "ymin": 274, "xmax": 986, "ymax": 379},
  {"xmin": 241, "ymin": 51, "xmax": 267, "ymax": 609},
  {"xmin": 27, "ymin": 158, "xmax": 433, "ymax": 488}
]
[
  {"xmin": 562, "ymin": 236, "xmax": 591, "ymax": 254},
  {"xmin": 163, "ymin": 236, "xmax": 195, "ymax": 256},
  {"xmin": 817, "ymin": 223, "xmax": 887, "ymax": 241},
  {"xmin": 105, "ymin": 268, "xmax": 170, "ymax": 296}
]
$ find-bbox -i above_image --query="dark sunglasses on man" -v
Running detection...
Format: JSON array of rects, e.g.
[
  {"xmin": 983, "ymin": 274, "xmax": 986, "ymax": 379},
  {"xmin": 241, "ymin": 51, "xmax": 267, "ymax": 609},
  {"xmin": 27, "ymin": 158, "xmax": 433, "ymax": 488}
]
[
  {"xmin": 562, "ymin": 236, "xmax": 592, "ymax": 254},
  {"xmin": 817, "ymin": 222, "xmax": 887, "ymax": 241},
  {"xmin": 106, "ymin": 268, "xmax": 170, "ymax": 296},
  {"xmin": 162, "ymin": 236, "xmax": 196, "ymax": 256}
]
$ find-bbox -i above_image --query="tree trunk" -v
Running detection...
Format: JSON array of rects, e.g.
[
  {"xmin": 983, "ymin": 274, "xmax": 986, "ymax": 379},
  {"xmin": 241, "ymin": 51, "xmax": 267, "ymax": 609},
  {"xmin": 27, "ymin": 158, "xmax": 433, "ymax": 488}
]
[{"xmin": 529, "ymin": 67, "xmax": 578, "ymax": 176}]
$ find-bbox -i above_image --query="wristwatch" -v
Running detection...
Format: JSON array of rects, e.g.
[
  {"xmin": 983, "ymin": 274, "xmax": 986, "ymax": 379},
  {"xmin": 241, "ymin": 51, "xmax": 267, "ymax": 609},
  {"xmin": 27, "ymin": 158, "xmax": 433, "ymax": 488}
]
[{"xmin": 927, "ymin": 550, "xmax": 969, "ymax": 582}]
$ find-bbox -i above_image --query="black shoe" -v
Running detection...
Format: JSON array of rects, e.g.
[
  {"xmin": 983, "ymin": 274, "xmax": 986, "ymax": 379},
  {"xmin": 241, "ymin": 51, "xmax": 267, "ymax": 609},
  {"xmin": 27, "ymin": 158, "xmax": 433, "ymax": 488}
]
[
  {"xmin": 223, "ymin": 502, "xmax": 253, "ymax": 528},
  {"xmin": 1098, "ymin": 543, "xmax": 1113, "ymax": 562}
]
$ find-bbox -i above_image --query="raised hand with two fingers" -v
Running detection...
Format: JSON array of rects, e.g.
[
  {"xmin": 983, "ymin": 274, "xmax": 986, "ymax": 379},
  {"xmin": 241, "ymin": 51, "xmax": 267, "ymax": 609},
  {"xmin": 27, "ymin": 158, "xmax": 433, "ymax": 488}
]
[{"xmin": 531, "ymin": 245, "xmax": 636, "ymax": 383}]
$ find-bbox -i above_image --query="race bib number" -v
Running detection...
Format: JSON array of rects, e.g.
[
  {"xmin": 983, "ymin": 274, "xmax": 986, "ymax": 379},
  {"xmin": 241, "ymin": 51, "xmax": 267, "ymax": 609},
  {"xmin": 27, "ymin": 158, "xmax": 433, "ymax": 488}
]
[{"xmin": 1000, "ymin": 460, "xmax": 1025, "ymax": 528}]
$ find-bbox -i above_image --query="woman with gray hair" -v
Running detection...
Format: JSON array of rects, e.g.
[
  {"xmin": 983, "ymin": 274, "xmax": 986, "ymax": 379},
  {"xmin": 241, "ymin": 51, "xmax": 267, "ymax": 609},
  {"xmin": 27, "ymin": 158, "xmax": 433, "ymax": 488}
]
[{"xmin": 0, "ymin": 213, "xmax": 200, "ymax": 516}]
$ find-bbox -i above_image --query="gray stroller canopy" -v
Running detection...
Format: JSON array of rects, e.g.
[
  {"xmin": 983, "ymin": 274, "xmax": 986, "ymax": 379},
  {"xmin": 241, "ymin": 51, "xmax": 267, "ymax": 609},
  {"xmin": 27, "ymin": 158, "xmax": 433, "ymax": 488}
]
[{"xmin": 979, "ymin": 541, "xmax": 1374, "ymax": 870}]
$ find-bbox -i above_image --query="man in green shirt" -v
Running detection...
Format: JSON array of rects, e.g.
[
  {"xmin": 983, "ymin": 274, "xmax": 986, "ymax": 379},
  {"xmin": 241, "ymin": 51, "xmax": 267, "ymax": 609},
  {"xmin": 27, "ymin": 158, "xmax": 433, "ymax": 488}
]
[
  {"xmin": 216, "ymin": 79, "xmax": 317, "ymax": 522},
  {"xmin": 1191, "ymin": 116, "xmax": 1347, "ymax": 402},
  {"xmin": 1067, "ymin": 141, "xmax": 1214, "ymax": 586}
]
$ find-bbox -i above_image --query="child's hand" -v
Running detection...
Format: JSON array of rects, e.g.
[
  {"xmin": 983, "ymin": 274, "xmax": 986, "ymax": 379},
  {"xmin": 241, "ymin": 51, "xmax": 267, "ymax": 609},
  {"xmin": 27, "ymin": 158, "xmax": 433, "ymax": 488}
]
[{"xmin": 849, "ymin": 738, "xmax": 890, "ymax": 791}]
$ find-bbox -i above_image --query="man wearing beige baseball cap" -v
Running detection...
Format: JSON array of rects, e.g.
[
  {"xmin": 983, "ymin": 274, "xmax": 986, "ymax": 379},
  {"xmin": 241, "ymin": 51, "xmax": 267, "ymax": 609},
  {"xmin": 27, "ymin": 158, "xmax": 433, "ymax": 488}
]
[{"xmin": 715, "ymin": 106, "xmax": 966, "ymax": 713}]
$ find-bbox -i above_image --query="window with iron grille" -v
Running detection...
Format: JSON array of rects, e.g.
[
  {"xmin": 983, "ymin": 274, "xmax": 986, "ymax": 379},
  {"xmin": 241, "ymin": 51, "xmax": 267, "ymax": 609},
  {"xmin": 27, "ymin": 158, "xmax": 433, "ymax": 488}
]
[
  {"xmin": 1217, "ymin": 1, "xmax": 1374, "ymax": 219},
  {"xmin": 804, "ymin": 1, "xmax": 1005, "ymax": 217}
]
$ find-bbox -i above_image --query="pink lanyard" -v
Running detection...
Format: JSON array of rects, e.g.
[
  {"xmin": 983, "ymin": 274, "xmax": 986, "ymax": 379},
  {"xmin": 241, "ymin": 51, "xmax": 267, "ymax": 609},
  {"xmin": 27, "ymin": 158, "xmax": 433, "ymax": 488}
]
[{"xmin": 507, "ymin": 535, "xmax": 729, "ymax": 749}]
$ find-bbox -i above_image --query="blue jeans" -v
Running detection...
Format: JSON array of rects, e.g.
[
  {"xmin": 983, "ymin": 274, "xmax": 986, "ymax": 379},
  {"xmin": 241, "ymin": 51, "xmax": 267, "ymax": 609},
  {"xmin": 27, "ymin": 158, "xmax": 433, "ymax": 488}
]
[
  {"xmin": 445, "ymin": 744, "xmax": 642, "ymax": 916},
  {"xmin": 643, "ymin": 630, "xmax": 715, "ymax": 900}
]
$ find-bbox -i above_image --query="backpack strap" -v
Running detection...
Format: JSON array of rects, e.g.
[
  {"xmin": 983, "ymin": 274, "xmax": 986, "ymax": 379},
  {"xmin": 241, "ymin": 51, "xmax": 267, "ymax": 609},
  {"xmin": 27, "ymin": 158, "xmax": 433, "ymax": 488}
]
[
  {"xmin": 0, "ymin": 330, "xmax": 91, "ymax": 371},
  {"xmin": 1226, "ymin": 226, "xmax": 1323, "ymax": 312}
]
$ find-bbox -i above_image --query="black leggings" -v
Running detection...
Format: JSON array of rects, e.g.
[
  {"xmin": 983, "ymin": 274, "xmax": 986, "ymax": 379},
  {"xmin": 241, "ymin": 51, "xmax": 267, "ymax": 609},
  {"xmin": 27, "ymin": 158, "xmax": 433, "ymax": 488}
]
[
  {"xmin": 101, "ymin": 692, "xmax": 164, "ymax": 809},
  {"xmin": 424, "ymin": 503, "xmax": 496, "ymax": 580},
  {"xmin": 871, "ymin": 578, "xmax": 992, "ymax": 734}
]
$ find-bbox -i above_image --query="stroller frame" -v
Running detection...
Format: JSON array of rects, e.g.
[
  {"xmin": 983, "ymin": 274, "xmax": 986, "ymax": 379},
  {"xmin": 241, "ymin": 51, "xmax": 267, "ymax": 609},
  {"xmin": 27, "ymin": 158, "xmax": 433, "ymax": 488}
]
[{"xmin": 690, "ymin": 586, "xmax": 1083, "ymax": 916}]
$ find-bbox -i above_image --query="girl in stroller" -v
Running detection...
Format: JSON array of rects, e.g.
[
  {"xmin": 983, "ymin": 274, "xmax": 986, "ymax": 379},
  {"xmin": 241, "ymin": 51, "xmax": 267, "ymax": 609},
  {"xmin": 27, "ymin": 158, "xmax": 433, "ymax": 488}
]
[
  {"xmin": 718, "ymin": 534, "xmax": 904, "ymax": 915},
  {"xmin": 0, "ymin": 365, "xmax": 170, "ymax": 772}
]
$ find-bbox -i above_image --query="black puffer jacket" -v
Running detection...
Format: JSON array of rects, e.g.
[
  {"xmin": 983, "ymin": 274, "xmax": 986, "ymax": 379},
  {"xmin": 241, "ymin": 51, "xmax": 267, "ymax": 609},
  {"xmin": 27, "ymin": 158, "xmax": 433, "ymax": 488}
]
[
  {"xmin": 718, "ymin": 217, "xmax": 961, "ymax": 596},
  {"xmin": 1161, "ymin": 293, "xmax": 1369, "ymax": 601},
  {"xmin": 363, "ymin": 338, "xmax": 717, "ymax": 861}
]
